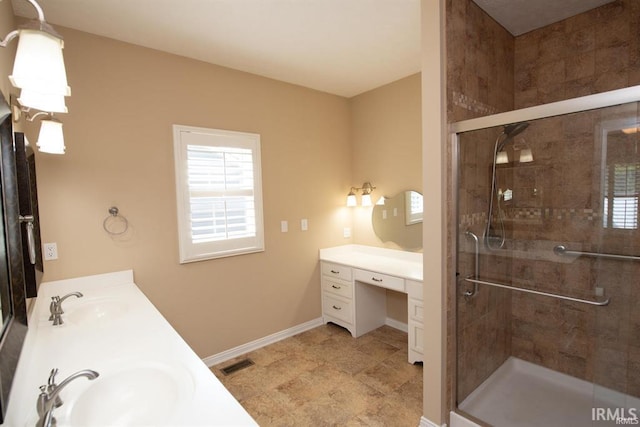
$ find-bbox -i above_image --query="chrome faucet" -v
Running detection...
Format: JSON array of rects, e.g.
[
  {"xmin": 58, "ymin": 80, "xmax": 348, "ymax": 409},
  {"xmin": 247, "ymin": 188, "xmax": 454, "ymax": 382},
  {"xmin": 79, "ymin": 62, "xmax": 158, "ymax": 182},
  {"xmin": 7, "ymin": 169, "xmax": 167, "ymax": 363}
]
[
  {"xmin": 49, "ymin": 292, "xmax": 83, "ymax": 325},
  {"xmin": 36, "ymin": 368, "xmax": 99, "ymax": 427}
]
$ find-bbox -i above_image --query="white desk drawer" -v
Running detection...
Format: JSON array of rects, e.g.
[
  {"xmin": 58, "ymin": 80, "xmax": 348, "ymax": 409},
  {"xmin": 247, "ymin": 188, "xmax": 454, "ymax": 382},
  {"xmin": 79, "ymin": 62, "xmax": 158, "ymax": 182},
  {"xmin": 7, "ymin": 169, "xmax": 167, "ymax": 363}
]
[
  {"xmin": 323, "ymin": 294, "xmax": 352, "ymax": 323},
  {"xmin": 321, "ymin": 262, "xmax": 352, "ymax": 281},
  {"xmin": 322, "ymin": 279, "xmax": 352, "ymax": 300},
  {"xmin": 353, "ymin": 269, "xmax": 404, "ymax": 292}
]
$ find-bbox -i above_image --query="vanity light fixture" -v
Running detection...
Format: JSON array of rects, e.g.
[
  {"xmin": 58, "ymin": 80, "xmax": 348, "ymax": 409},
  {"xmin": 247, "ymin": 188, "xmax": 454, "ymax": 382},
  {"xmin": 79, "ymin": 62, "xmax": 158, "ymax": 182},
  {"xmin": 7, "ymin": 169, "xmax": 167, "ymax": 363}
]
[
  {"xmin": 346, "ymin": 182, "xmax": 376, "ymax": 207},
  {"xmin": 1, "ymin": 0, "xmax": 70, "ymax": 112},
  {"xmin": 13, "ymin": 102, "xmax": 66, "ymax": 154},
  {"xmin": 346, "ymin": 187, "xmax": 358, "ymax": 207},
  {"xmin": 519, "ymin": 148, "xmax": 534, "ymax": 163},
  {"xmin": 496, "ymin": 151, "xmax": 509, "ymax": 164},
  {"xmin": 36, "ymin": 115, "xmax": 65, "ymax": 154}
]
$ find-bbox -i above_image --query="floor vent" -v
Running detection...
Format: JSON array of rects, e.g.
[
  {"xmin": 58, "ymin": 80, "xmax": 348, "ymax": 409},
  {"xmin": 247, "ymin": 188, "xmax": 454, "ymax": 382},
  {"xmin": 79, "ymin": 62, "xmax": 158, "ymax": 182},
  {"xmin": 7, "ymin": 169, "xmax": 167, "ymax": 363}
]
[{"xmin": 221, "ymin": 358, "xmax": 254, "ymax": 375}]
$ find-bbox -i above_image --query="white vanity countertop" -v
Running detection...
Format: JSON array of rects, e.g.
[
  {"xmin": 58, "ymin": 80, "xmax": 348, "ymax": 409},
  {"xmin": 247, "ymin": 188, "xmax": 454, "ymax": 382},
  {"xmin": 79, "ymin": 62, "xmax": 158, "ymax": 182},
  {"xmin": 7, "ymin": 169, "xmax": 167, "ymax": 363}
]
[
  {"xmin": 5, "ymin": 270, "xmax": 257, "ymax": 427},
  {"xmin": 319, "ymin": 244, "xmax": 423, "ymax": 281}
]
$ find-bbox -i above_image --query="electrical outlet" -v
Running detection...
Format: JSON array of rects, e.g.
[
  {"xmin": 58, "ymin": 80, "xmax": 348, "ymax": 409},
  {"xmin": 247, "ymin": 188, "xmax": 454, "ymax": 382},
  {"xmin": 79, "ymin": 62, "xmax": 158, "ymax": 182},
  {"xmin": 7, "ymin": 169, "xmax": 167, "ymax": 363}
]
[
  {"xmin": 43, "ymin": 243, "xmax": 58, "ymax": 260},
  {"xmin": 280, "ymin": 220, "xmax": 288, "ymax": 233},
  {"xmin": 301, "ymin": 219, "xmax": 308, "ymax": 231}
]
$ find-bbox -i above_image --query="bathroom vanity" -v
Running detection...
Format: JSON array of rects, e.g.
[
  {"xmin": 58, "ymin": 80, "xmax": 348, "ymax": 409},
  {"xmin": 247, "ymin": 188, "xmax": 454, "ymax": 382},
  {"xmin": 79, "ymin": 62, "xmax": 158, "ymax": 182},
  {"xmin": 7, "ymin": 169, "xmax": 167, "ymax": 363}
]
[
  {"xmin": 319, "ymin": 245, "xmax": 424, "ymax": 364},
  {"xmin": 4, "ymin": 270, "xmax": 257, "ymax": 426}
]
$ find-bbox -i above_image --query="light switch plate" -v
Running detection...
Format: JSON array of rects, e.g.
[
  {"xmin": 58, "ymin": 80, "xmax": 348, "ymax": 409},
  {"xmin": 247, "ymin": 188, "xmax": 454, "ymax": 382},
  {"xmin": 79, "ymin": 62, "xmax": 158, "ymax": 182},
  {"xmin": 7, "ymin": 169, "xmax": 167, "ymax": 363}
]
[
  {"xmin": 280, "ymin": 221, "xmax": 288, "ymax": 232},
  {"xmin": 301, "ymin": 219, "xmax": 308, "ymax": 231}
]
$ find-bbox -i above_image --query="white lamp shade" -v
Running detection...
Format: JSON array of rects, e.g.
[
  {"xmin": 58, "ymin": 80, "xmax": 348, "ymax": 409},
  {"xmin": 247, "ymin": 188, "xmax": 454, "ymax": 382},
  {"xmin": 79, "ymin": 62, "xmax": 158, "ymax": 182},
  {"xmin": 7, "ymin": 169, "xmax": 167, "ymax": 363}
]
[
  {"xmin": 519, "ymin": 148, "xmax": 534, "ymax": 163},
  {"xmin": 9, "ymin": 29, "xmax": 70, "ymax": 96},
  {"xmin": 496, "ymin": 151, "xmax": 509, "ymax": 164},
  {"xmin": 37, "ymin": 119, "xmax": 65, "ymax": 154},
  {"xmin": 346, "ymin": 193, "xmax": 357, "ymax": 207},
  {"xmin": 361, "ymin": 193, "xmax": 372, "ymax": 207},
  {"xmin": 18, "ymin": 88, "xmax": 68, "ymax": 113}
]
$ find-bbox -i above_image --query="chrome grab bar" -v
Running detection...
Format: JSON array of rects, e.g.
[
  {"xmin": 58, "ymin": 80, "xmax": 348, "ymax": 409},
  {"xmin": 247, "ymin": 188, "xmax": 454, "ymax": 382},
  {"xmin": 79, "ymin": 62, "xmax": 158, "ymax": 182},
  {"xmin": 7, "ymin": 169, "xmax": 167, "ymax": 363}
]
[
  {"xmin": 464, "ymin": 278, "xmax": 610, "ymax": 306},
  {"xmin": 554, "ymin": 245, "xmax": 640, "ymax": 261},
  {"xmin": 463, "ymin": 231, "xmax": 479, "ymax": 297}
]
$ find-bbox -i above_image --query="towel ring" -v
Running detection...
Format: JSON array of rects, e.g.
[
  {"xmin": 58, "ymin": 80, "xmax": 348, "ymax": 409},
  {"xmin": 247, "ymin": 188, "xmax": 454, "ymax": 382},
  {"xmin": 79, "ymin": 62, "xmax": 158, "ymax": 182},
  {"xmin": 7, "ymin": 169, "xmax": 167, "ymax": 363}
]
[{"xmin": 103, "ymin": 206, "xmax": 129, "ymax": 236}]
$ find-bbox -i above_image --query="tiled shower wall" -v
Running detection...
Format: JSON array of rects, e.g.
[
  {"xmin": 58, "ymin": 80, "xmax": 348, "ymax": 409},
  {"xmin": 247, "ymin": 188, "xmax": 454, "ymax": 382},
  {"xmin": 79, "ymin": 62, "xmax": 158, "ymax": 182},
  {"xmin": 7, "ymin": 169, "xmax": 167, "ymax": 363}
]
[
  {"xmin": 514, "ymin": 0, "xmax": 640, "ymax": 109},
  {"xmin": 446, "ymin": 0, "xmax": 515, "ymax": 407},
  {"xmin": 449, "ymin": 0, "xmax": 640, "ymax": 409}
]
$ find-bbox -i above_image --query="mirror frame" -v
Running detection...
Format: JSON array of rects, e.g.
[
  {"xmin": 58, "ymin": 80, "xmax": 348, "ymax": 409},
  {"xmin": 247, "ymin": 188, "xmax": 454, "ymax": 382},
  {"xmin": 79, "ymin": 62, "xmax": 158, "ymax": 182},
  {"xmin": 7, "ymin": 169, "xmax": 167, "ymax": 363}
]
[{"xmin": 0, "ymin": 92, "xmax": 28, "ymax": 424}]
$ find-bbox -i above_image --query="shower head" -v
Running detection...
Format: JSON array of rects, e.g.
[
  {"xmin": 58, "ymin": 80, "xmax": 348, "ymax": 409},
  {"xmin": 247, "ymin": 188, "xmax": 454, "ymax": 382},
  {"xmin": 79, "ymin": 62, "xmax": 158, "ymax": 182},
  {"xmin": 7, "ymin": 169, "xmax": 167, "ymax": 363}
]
[{"xmin": 497, "ymin": 122, "xmax": 529, "ymax": 151}]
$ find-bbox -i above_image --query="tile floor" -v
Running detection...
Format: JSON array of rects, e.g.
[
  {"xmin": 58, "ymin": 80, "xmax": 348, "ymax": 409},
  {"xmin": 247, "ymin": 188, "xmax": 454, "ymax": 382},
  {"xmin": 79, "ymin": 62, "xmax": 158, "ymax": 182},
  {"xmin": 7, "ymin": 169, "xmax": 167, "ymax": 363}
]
[{"xmin": 211, "ymin": 323, "xmax": 423, "ymax": 426}]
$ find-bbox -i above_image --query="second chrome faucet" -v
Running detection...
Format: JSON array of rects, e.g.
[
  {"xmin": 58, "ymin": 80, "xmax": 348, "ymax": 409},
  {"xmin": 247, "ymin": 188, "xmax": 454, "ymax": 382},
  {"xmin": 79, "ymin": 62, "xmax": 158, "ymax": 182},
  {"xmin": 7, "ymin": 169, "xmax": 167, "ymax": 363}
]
[{"xmin": 49, "ymin": 292, "xmax": 83, "ymax": 325}]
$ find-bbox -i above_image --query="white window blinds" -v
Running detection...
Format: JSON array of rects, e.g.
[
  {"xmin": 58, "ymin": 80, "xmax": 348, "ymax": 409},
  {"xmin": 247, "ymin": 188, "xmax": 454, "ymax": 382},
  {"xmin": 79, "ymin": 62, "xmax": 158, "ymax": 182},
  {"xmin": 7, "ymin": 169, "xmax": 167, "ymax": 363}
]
[
  {"xmin": 174, "ymin": 126, "xmax": 264, "ymax": 262},
  {"xmin": 603, "ymin": 163, "xmax": 639, "ymax": 230}
]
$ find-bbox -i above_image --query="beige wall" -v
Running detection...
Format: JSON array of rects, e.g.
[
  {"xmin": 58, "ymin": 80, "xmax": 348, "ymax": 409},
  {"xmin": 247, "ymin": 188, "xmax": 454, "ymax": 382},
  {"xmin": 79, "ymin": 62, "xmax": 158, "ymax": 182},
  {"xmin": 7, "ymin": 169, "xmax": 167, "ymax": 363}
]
[
  {"xmin": 350, "ymin": 73, "xmax": 422, "ymax": 249},
  {"xmin": 16, "ymin": 24, "xmax": 425, "ymax": 361},
  {"xmin": 0, "ymin": 0, "xmax": 17, "ymax": 102},
  {"xmin": 422, "ymin": 0, "xmax": 447, "ymax": 424},
  {"xmin": 26, "ymin": 27, "xmax": 353, "ymax": 357},
  {"xmin": 349, "ymin": 73, "xmax": 422, "ymax": 323}
]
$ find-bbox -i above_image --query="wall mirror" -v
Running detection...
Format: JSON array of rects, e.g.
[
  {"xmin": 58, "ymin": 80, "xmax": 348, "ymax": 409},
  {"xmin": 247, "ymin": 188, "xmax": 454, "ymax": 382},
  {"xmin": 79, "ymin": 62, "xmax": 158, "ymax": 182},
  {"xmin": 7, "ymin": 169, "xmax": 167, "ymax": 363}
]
[
  {"xmin": 372, "ymin": 190, "xmax": 423, "ymax": 250},
  {"xmin": 0, "ymin": 92, "xmax": 29, "ymax": 424}
]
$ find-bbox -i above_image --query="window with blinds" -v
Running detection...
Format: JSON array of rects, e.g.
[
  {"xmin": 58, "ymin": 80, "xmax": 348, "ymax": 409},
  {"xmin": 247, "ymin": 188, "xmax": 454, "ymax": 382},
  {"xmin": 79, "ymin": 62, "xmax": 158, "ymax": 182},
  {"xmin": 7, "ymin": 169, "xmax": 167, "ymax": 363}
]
[
  {"xmin": 603, "ymin": 163, "xmax": 639, "ymax": 230},
  {"xmin": 173, "ymin": 125, "xmax": 264, "ymax": 263}
]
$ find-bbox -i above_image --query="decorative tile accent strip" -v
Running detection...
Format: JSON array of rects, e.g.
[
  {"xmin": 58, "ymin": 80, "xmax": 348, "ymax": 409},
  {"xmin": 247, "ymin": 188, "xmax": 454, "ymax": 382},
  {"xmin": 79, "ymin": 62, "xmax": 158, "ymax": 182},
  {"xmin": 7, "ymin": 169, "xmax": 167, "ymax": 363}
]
[
  {"xmin": 459, "ymin": 208, "xmax": 601, "ymax": 227},
  {"xmin": 452, "ymin": 91, "xmax": 500, "ymax": 116}
]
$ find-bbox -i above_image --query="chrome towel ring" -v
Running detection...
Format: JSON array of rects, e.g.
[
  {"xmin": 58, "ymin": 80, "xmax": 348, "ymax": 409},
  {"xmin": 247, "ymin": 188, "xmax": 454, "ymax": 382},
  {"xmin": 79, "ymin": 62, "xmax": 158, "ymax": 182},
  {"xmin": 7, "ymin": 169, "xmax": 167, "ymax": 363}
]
[{"xmin": 102, "ymin": 206, "xmax": 129, "ymax": 236}]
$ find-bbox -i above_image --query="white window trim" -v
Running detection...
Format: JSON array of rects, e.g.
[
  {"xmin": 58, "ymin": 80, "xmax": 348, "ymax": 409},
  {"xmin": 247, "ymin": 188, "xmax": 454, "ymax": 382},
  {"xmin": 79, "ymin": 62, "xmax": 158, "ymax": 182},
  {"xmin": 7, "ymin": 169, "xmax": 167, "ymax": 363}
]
[{"xmin": 173, "ymin": 125, "xmax": 264, "ymax": 263}]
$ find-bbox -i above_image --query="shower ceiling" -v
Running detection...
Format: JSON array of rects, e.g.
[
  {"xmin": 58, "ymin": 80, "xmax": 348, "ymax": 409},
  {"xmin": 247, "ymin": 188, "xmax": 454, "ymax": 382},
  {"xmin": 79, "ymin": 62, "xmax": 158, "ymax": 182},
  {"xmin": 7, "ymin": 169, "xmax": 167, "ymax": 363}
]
[{"xmin": 472, "ymin": 0, "xmax": 616, "ymax": 36}]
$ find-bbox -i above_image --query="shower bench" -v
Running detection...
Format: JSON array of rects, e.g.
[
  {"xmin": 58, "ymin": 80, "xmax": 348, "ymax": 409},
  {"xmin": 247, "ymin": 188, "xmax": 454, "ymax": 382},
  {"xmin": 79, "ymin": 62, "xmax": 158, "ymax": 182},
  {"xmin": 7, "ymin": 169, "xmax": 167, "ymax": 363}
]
[{"xmin": 319, "ymin": 244, "xmax": 423, "ymax": 364}]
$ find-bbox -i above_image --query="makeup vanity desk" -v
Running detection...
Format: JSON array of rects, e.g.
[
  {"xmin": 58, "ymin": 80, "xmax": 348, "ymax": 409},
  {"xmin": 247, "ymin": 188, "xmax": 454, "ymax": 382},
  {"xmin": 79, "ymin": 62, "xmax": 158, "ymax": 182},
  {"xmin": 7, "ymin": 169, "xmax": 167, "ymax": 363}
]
[{"xmin": 319, "ymin": 244, "xmax": 423, "ymax": 364}]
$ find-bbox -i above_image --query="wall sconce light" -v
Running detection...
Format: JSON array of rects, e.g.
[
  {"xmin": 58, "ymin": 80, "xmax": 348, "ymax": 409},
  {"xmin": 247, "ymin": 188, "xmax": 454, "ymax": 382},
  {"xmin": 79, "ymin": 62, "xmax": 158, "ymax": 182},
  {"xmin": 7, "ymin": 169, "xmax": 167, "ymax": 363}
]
[
  {"xmin": 1, "ymin": 0, "xmax": 70, "ymax": 113},
  {"xmin": 346, "ymin": 182, "xmax": 376, "ymax": 207},
  {"xmin": 519, "ymin": 148, "xmax": 534, "ymax": 163},
  {"xmin": 496, "ymin": 151, "xmax": 509, "ymax": 164},
  {"xmin": 12, "ymin": 100, "xmax": 65, "ymax": 154},
  {"xmin": 36, "ymin": 115, "xmax": 65, "ymax": 154}
]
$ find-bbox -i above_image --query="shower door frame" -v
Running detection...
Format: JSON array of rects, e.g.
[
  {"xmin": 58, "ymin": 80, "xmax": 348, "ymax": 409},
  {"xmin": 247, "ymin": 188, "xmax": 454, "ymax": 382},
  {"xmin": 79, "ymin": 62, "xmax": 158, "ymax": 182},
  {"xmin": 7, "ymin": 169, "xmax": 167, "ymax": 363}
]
[{"xmin": 449, "ymin": 84, "xmax": 640, "ymax": 423}]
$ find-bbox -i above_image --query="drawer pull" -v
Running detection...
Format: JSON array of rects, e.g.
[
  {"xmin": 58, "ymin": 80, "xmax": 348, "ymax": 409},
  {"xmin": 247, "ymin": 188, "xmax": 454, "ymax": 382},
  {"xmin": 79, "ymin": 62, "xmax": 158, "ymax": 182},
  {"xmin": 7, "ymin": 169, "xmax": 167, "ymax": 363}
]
[
  {"xmin": 372, "ymin": 277, "xmax": 383, "ymax": 282},
  {"xmin": 332, "ymin": 305, "xmax": 342, "ymax": 310},
  {"xmin": 330, "ymin": 270, "xmax": 340, "ymax": 274},
  {"xmin": 331, "ymin": 285, "xmax": 341, "ymax": 289}
]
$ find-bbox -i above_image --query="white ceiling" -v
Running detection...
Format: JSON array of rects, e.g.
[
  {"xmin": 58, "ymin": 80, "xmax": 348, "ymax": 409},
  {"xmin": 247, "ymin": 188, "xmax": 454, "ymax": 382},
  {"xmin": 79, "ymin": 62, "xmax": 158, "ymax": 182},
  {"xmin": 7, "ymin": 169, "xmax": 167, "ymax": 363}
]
[
  {"xmin": 472, "ymin": 0, "xmax": 616, "ymax": 36},
  {"xmin": 10, "ymin": 0, "xmax": 616, "ymax": 98},
  {"xmin": 11, "ymin": 0, "xmax": 421, "ymax": 98}
]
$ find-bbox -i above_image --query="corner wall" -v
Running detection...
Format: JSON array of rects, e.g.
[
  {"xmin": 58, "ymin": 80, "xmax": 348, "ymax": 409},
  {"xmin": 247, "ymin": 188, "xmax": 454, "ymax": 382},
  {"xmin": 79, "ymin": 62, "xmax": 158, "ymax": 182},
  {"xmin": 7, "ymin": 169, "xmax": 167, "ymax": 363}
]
[{"xmin": 29, "ymin": 27, "xmax": 353, "ymax": 358}]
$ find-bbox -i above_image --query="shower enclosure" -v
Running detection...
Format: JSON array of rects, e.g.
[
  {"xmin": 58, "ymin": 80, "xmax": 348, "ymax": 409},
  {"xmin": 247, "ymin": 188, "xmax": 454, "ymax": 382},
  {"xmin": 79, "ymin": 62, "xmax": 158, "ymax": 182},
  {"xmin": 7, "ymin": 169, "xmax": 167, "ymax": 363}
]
[{"xmin": 453, "ymin": 88, "xmax": 640, "ymax": 427}]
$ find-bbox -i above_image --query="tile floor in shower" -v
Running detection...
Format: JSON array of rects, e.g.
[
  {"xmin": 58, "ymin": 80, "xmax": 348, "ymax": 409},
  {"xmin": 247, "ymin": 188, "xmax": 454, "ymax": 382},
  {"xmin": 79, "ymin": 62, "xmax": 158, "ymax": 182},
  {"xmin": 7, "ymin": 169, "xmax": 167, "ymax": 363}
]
[
  {"xmin": 458, "ymin": 357, "xmax": 640, "ymax": 427},
  {"xmin": 210, "ymin": 323, "xmax": 423, "ymax": 426}
]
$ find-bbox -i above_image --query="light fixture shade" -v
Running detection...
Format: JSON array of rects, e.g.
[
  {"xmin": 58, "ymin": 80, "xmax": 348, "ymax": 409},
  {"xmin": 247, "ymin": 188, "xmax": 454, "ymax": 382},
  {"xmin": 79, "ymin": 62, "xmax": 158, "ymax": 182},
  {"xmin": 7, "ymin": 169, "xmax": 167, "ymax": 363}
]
[
  {"xmin": 37, "ymin": 118, "xmax": 65, "ymax": 154},
  {"xmin": 10, "ymin": 29, "xmax": 70, "ymax": 96},
  {"xmin": 519, "ymin": 148, "xmax": 534, "ymax": 163},
  {"xmin": 18, "ymin": 88, "xmax": 68, "ymax": 113},
  {"xmin": 346, "ymin": 192, "xmax": 357, "ymax": 207},
  {"xmin": 496, "ymin": 151, "xmax": 509, "ymax": 164},
  {"xmin": 361, "ymin": 193, "xmax": 372, "ymax": 207}
]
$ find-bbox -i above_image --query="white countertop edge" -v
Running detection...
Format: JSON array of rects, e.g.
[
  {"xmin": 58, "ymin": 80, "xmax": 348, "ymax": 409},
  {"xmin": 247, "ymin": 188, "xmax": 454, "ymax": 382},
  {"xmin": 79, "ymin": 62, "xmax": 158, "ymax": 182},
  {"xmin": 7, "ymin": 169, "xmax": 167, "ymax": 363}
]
[{"xmin": 319, "ymin": 244, "xmax": 423, "ymax": 282}]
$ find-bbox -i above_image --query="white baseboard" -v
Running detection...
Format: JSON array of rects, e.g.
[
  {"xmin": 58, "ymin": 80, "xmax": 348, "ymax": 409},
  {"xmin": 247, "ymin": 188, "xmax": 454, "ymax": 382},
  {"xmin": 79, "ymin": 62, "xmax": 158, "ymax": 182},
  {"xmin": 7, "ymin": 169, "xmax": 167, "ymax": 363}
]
[
  {"xmin": 202, "ymin": 317, "xmax": 323, "ymax": 367},
  {"xmin": 386, "ymin": 317, "xmax": 408, "ymax": 333},
  {"xmin": 419, "ymin": 416, "xmax": 447, "ymax": 427}
]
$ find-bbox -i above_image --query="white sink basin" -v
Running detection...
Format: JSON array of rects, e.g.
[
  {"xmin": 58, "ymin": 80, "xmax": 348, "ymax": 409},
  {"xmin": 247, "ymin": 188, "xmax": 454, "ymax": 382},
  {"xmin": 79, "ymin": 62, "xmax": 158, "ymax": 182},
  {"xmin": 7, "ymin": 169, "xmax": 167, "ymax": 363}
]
[
  {"xmin": 68, "ymin": 361, "xmax": 194, "ymax": 426},
  {"xmin": 65, "ymin": 298, "xmax": 129, "ymax": 325}
]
